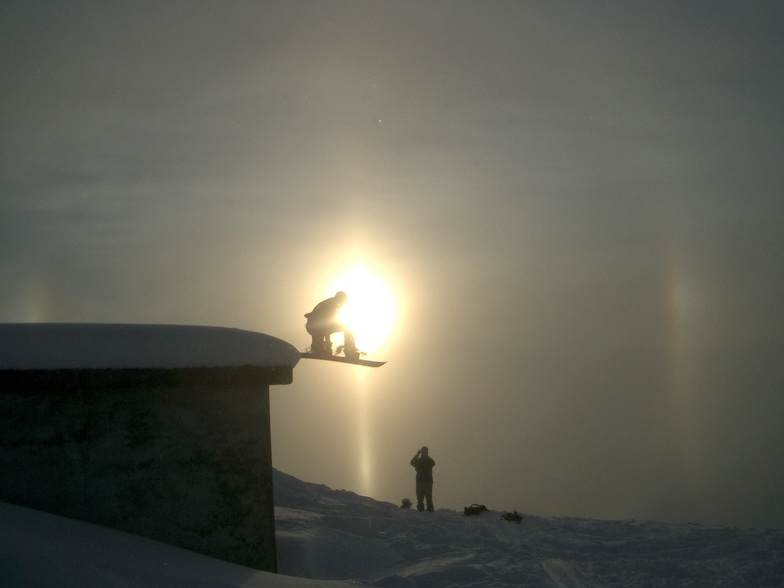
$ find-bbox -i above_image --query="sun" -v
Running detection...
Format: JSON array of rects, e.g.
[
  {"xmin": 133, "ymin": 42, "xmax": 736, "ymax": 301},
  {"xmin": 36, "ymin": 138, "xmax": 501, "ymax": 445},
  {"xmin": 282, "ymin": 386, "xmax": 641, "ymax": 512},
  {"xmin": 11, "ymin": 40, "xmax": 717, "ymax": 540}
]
[{"xmin": 328, "ymin": 266, "xmax": 396, "ymax": 354}]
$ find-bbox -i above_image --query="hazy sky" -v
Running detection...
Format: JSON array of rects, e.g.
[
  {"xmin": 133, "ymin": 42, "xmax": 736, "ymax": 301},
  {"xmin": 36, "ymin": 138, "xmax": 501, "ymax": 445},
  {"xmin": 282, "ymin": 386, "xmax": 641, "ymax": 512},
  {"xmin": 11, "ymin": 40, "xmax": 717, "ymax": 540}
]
[{"xmin": 3, "ymin": 1, "xmax": 783, "ymax": 528}]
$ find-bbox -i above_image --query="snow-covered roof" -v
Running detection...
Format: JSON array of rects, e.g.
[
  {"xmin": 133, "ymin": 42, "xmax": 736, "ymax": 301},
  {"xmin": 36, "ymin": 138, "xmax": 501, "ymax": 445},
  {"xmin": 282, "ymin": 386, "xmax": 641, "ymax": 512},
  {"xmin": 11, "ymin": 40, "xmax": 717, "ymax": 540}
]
[{"xmin": 0, "ymin": 323, "xmax": 300, "ymax": 370}]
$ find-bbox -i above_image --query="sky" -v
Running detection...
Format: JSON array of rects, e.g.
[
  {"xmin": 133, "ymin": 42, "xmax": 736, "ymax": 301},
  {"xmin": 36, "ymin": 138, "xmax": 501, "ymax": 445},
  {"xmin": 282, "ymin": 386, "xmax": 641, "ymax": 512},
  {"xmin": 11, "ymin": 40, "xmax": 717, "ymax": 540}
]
[{"xmin": 2, "ymin": 1, "xmax": 783, "ymax": 529}]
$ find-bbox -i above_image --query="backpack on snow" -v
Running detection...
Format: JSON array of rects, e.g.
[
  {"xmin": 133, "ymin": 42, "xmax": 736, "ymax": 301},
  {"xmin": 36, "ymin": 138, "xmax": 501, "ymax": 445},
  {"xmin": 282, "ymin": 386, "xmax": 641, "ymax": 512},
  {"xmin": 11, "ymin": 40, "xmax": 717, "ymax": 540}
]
[
  {"xmin": 463, "ymin": 503, "xmax": 489, "ymax": 516},
  {"xmin": 501, "ymin": 509, "xmax": 523, "ymax": 523}
]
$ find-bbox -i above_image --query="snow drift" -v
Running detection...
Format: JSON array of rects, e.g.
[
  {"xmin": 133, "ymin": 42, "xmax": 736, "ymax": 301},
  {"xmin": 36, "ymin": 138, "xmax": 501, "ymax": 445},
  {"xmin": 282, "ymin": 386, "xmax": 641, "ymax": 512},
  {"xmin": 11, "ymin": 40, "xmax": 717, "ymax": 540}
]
[
  {"xmin": 2, "ymin": 469, "xmax": 783, "ymax": 587},
  {"xmin": 275, "ymin": 470, "xmax": 784, "ymax": 587}
]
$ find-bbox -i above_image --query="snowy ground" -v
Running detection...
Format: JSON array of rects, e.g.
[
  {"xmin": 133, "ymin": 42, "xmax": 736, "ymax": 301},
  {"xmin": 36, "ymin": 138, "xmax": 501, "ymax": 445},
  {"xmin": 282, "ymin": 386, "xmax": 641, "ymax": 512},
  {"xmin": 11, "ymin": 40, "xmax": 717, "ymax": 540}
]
[
  {"xmin": 3, "ymin": 469, "xmax": 784, "ymax": 587},
  {"xmin": 0, "ymin": 498, "xmax": 351, "ymax": 588},
  {"xmin": 275, "ymin": 470, "xmax": 784, "ymax": 587}
]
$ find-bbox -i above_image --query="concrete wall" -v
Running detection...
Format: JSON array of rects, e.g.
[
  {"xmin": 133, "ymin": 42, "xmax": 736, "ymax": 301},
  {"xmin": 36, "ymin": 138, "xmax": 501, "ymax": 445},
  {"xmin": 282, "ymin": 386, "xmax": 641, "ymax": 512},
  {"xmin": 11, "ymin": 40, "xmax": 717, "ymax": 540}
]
[{"xmin": 0, "ymin": 367, "xmax": 281, "ymax": 572}]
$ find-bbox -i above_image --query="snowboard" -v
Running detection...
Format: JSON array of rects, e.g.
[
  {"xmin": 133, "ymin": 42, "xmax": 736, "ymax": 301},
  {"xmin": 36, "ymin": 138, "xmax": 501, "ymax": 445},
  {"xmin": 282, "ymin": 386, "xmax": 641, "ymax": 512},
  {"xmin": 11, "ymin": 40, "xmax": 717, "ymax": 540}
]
[{"xmin": 300, "ymin": 351, "xmax": 387, "ymax": 368}]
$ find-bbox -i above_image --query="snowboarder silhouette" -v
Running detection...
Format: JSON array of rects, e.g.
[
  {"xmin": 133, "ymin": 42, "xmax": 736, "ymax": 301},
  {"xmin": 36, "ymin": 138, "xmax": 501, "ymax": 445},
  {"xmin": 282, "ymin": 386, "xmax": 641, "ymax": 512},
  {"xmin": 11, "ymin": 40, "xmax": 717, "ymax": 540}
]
[
  {"xmin": 410, "ymin": 446, "xmax": 435, "ymax": 512},
  {"xmin": 305, "ymin": 291, "xmax": 359, "ymax": 360}
]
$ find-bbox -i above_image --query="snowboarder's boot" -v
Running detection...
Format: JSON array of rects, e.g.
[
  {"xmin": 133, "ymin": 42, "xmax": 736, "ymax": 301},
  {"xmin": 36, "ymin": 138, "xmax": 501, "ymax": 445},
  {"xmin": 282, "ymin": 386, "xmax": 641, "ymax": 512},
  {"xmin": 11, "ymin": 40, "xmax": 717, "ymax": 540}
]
[
  {"xmin": 343, "ymin": 331, "xmax": 359, "ymax": 361},
  {"xmin": 311, "ymin": 337, "xmax": 332, "ymax": 357},
  {"xmin": 343, "ymin": 342, "xmax": 360, "ymax": 361}
]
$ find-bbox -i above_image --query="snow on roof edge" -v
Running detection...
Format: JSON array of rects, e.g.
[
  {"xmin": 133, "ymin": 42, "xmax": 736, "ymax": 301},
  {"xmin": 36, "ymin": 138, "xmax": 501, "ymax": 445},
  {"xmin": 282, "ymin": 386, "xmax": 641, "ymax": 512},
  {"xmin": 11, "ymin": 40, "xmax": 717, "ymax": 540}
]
[{"xmin": 0, "ymin": 323, "xmax": 301, "ymax": 370}]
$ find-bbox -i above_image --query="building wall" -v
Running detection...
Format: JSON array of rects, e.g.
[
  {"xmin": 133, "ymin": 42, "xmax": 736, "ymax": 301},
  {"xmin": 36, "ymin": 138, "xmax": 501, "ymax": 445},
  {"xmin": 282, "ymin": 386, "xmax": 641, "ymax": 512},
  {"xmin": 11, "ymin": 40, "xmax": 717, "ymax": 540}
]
[{"xmin": 0, "ymin": 369, "xmax": 278, "ymax": 572}]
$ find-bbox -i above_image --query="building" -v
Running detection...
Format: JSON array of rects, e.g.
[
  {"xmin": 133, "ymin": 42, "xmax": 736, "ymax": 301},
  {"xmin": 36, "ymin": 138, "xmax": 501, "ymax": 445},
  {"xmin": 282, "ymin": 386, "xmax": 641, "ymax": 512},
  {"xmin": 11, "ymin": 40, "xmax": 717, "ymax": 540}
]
[{"xmin": 0, "ymin": 323, "xmax": 300, "ymax": 573}]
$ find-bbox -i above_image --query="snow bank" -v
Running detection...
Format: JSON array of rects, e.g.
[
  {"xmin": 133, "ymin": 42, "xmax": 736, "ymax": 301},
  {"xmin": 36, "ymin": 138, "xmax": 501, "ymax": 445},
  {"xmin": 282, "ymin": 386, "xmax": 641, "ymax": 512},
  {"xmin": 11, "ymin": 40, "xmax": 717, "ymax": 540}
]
[
  {"xmin": 273, "ymin": 470, "xmax": 784, "ymax": 587},
  {"xmin": 3, "ymin": 469, "xmax": 783, "ymax": 587},
  {"xmin": 0, "ymin": 501, "xmax": 353, "ymax": 588},
  {"xmin": 0, "ymin": 323, "xmax": 300, "ymax": 369}
]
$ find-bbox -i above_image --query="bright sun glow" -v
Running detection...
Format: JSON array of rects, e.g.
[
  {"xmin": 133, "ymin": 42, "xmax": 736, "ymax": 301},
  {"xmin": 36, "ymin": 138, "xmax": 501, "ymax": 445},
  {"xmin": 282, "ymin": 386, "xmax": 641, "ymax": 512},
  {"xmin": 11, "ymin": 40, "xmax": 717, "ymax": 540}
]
[{"xmin": 329, "ymin": 266, "xmax": 396, "ymax": 354}]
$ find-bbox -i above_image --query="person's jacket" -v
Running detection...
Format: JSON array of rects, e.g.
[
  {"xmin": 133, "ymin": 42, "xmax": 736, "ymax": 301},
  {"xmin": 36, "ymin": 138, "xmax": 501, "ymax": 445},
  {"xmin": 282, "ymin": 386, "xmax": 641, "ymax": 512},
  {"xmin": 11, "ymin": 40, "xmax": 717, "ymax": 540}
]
[
  {"xmin": 410, "ymin": 455, "xmax": 435, "ymax": 483},
  {"xmin": 305, "ymin": 297, "xmax": 341, "ymax": 329}
]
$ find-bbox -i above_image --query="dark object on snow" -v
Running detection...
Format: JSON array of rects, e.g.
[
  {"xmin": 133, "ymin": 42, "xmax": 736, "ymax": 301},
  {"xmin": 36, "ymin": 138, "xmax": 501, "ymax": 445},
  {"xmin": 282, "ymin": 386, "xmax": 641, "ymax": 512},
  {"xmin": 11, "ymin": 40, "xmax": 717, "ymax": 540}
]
[
  {"xmin": 464, "ymin": 504, "xmax": 489, "ymax": 516},
  {"xmin": 401, "ymin": 498, "xmax": 412, "ymax": 509},
  {"xmin": 501, "ymin": 509, "xmax": 523, "ymax": 523}
]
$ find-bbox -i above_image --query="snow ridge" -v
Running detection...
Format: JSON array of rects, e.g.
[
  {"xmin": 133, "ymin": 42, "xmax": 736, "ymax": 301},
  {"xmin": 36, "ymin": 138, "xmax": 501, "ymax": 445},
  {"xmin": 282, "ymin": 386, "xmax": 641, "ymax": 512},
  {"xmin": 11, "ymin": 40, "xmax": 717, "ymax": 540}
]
[
  {"xmin": 273, "ymin": 470, "xmax": 784, "ymax": 587},
  {"xmin": 3, "ymin": 470, "xmax": 783, "ymax": 587}
]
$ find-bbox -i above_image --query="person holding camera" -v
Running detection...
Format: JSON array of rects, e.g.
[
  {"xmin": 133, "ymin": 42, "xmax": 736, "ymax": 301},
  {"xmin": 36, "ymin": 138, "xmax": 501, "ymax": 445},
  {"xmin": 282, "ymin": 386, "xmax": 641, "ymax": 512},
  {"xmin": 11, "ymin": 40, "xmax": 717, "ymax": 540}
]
[{"xmin": 410, "ymin": 446, "xmax": 436, "ymax": 512}]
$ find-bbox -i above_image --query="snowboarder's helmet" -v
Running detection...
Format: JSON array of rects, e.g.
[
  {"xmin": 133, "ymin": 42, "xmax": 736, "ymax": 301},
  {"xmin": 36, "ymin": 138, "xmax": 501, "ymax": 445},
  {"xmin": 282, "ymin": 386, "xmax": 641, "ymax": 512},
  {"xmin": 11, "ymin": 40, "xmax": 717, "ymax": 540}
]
[{"xmin": 335, "ymin": 291, "xmax": 348, "ymax": 304}]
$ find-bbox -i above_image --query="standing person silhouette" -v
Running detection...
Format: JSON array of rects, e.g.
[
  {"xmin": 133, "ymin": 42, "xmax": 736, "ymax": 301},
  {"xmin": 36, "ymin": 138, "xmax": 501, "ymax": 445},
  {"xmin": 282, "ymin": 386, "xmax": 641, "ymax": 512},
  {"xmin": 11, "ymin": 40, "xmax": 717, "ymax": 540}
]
[
  {"xmin": 410, "ymin": 446, "xmax": 435, "ymax": 512},
  {"xmin": 305, "ymin": 291, "xmax": 358, "ymax": 360}
]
